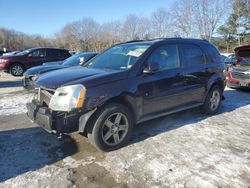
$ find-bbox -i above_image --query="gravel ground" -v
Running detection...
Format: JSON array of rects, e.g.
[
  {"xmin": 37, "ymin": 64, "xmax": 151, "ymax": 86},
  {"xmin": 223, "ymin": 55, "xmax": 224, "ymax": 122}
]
[{"xmin": 0, "ymin": 71, "xmax": 250, "ymax": 188}]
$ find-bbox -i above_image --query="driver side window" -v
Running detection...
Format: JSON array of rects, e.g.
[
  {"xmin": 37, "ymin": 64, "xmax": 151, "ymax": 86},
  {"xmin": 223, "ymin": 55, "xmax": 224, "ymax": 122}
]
[
  {"xmin": 31, "ymin": 49, "xmax": 46, "ymax": 57},
  {"xmin": 147, "ymin": 44, "xmax": 180, "ymax": 72}
]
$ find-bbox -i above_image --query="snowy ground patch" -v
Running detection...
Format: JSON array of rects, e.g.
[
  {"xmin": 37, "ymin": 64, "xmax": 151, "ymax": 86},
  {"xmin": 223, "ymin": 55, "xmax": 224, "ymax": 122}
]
[
  {"xmin": 1, "ymin": 70, "xmax": 250, "ymax": 188},
  {"xmin": 0, "ymin": 92, "xmax": 33, "ymax": 116}
]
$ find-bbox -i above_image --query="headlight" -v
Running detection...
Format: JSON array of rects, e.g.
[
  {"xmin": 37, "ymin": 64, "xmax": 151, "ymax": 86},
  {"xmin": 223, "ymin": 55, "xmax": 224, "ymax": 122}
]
[{"xmin": 49, "ymin": 84, "xmax": 86, "ymax": 112}]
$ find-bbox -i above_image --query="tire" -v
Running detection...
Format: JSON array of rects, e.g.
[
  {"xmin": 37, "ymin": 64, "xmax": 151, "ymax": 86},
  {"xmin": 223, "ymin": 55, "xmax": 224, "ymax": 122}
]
[
  {"xmin": 87, "ymin": 103, "xmax": 134, "ymax": 152},
  {"xmin": 201, "ymin": 85, "xmax": 222, "ymax": 115},
  {"xmin": 9, "ymin": 63, "xmax": 25, "ymax": 76}
]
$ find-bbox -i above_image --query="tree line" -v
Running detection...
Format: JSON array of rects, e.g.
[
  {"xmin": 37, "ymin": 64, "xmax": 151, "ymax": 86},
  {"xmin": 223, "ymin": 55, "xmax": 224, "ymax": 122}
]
[{"xmin": 0, "ymin": 0, "xmax": 249, "ymax": 53}]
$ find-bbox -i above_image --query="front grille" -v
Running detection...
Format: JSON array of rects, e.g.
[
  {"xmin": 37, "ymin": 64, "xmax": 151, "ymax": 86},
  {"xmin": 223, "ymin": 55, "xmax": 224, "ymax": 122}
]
[
  {"xmin": 231, "ymin": 71, "xmax": 250, "ymax": 80},
  {"xmin": 38, "ymin": 88, "xmax": 54, "ymax": 106}
]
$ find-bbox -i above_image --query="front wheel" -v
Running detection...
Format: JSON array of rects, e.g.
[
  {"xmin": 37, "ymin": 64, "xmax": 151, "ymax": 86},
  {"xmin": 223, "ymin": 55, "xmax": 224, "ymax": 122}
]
[
  {"xmin": 9, "ymin": 63, "xmax": 25, "ymax": 76},
  {"xmin": 201, "ymin": 85, "xmax": 222, "ymax": 115},
  {"xmin": 88, "ymin": 103, "xmax": 134, "ymax": 152}
]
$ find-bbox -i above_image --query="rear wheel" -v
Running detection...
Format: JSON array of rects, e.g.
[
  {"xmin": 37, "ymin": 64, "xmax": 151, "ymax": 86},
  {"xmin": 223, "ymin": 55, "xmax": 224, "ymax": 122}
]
[
  {"xmin": 9, "ymin": 63, "xmax": 25, "ymax": 76},
  {"xmin": 201, "ymin": 85, "xmax": 222, "ymax": 115},
  {"xmin": 88, "ymin": 103, "xmax": 134, "ymax": 152}
]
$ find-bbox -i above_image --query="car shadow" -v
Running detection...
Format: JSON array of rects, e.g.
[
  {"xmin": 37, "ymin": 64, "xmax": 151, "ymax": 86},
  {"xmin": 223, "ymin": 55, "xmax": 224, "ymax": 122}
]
[
  {"xmin": 130, "ymin": 89, "xmax": 250, "ymax": 145},
  {"xmin": 0, "ymin": 127, "xmax": 77, "ymax": 182},
  {"xmin": 0, "ymin": 80, "xmax": 22, "ymax": 88}
]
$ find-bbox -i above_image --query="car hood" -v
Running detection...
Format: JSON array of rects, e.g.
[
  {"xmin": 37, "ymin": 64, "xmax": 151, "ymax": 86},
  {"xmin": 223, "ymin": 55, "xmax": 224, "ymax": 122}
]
[
  {"xmin": 25, "ymin": 64, "xmax": 66, "ymax": 76},
  {"xmin": 36, "ymin": 66, "xmax": 128, "ymax": 89}
]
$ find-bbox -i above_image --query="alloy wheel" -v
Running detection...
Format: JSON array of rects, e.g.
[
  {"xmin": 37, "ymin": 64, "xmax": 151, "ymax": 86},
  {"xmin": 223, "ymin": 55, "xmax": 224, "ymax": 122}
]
[
  {"xmin": 11, "ymin": 65, "xmax": 23, "ymax": 76},
  {"xmin": 101, "ymin": 113, "xmax": 129, "ymax": 146},
  {"xmin": 210, "ymin": 90, "xmax": 220, "ymax": 111}
]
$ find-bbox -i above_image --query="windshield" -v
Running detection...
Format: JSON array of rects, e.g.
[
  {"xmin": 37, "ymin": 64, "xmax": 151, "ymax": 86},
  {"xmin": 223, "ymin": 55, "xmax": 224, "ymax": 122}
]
[
  {"xmin": 63, "ymin": 53, "xmax": 96, "ymax": 66},
  {"xmin": 86, "ymin": 44, "xmax": 150, "ymax": 70},
  {"xmin": 62, "ymin": 53, "xmax": 83, "ymax": 66},
  {"xmin": 225, "ymin": 54, "xmax": 236, "ymax": 63},
  {"xmin": 16, "ymin": 50, "xmax": 30, "ymax": 56}
]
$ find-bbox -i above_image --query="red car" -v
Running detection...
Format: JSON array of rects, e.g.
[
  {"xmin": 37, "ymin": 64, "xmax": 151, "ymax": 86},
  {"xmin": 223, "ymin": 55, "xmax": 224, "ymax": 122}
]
[
  {"xmin": 0, "ymin": 48, "xmax": 71, "ymax": 76},
  {"xmin": 226, "ymin": 45, "xmax": 250, "ymax": 89}
]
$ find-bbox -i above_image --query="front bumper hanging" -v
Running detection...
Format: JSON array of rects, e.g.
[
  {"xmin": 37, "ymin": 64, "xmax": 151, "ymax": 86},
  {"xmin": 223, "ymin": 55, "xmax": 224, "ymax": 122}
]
[{"xmin": 26, "ymin": 99, "xmax": 80, "ymax": 133}]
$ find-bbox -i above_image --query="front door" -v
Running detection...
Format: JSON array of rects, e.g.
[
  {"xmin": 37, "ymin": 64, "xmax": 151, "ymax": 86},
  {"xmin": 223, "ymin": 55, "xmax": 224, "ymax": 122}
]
[
  {"xmin": 26, "ymin": 49, "xmax": 47, "ymax": 68},
  {"xmin": 139, "ymin": 44, "xmax": 186, "ymax": 116}
]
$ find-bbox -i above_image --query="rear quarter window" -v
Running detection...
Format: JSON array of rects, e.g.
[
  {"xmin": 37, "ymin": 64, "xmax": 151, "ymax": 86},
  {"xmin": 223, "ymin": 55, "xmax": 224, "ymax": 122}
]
[
  {"xmin": 47, "ymin": 49, "xmax": 60, "ymax": 57},
  {"xmin": 205, "ymin": 44, "xmax": 221, "ymax": 63},
  {"xmin": 181, "ymin": 44, "xmax": 205, "ymax": 66}
]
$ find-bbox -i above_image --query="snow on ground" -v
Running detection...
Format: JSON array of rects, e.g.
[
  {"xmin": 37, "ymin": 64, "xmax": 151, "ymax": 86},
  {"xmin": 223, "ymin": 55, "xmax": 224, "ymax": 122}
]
[
  {"xmin": 0, "ymin": 71, "xmax": 250, "ymax": 187},
  {"xmin": 99, "ymin": 89, "xmax": 250, "ymax": 188},
  {"xmin": 0, "ymin": 156, "xmax": 97, "ymax": 188},
  {"xmin": 0, "ymin": 92, "xmax": 33, "ymax": 116},
  {"xmin": 101, "ymin": 105, "xmax": 250, "ymax": 187}
]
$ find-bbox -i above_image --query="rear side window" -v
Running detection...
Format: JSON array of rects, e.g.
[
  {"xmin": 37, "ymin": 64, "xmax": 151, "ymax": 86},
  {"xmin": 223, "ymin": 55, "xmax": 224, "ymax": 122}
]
[
  {"xmin": 181, "ymin": 44, "xmax": 205, "ymax": 66},
  {"xmin": 47, "ymin": 49, "xmax": 59, "ymax": 57},
  {"xmin": 205, "ymin": 44, "xmax": 221, "ymax": 63},
  {"xmin": 147, "ymin": 44, "xmax": 180, "ymax": 71},
  {"xmin": 60, "ymin": 50, "xmax": 71, "ymax": 58}
]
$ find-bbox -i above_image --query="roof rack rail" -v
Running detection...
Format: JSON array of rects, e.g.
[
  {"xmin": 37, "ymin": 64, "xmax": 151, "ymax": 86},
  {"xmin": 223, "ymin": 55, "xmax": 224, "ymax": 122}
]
[
  {"xmin": 114, "ymin": 39, "xmax": 146, "ymax": 46},
  {"xmin": 150, "ymin": 37, "xmax": 182, "ymax": 41},
  {"xmin": 123, "ymin": 39, "xmax": 146, "ymax": 43}
]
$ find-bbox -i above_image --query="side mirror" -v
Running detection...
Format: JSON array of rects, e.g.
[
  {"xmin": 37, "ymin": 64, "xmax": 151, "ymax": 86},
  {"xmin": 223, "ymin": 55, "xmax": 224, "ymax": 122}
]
[
  {"xmin": 143, "ymin": 61, "xmax": 160, "ymax": 74},
  {"xmin": 28, "ymin": 53, "xmax": 32, "ymax": 57}
]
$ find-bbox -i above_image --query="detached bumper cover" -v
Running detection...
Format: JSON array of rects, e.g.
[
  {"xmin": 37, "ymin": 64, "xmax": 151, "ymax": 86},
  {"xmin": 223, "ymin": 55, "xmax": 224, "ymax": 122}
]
[{"xmin": 26, "ymin": 100, "xmax": 80, "ymax": 133}]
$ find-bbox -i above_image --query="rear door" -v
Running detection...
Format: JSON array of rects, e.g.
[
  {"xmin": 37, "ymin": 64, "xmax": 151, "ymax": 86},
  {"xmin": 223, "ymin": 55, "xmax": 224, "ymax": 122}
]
[
  {"xmin": 139, "ymin": 43, "xmax": 186, "ymax": 116},
  {"xmin": 180, "ymin": 43, "xmax": 207, "ymax": 105},
  {"xmin": 45, "ymin": 49, "xmax": 61, "ymax": 62}
]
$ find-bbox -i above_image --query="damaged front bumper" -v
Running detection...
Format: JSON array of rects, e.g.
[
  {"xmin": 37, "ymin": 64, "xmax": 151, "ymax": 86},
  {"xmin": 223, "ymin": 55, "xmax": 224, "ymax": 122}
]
[{"xmin": 26, "ymin": 99, "xmax": 96, "ymax": 134}]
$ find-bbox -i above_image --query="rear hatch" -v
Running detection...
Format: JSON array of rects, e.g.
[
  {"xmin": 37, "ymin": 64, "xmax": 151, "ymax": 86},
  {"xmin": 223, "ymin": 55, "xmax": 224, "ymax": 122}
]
[
  {"xmin": 235, "ymin": 45, "xmax": 250, "ymax": 68},
  {"xmin": 231, "ymin": 46, "xmax": 250, "ymax": 82}
]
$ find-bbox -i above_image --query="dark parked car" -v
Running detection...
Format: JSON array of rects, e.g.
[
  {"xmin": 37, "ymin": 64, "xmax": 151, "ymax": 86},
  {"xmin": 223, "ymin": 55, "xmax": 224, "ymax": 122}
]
[
  {"xmin": 2, "ymin": 51, "xmax": 20, "ymax": 56},
  {"xmin": 227, "ymin": 45, "xmax": 250, "ymax": 89},
  {"xmin": 0, "ymin": 48, "xmax": 71, "ymax": 76},
  {"xmin": 27, "ymin": 38, "xmax": 226, "ymax": 152},
  {"xmin": 23, "ymin": 52, "xmax": 98, "ymax": 90}
]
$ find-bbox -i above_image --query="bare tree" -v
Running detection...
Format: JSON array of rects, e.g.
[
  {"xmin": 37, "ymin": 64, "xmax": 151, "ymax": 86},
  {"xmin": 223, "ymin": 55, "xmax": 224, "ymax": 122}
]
[
  {"xmin": 193, "ymin": 0, "xmax": 229, "ymax": 40},
  {"xmin": 171, "ymin": 0, "xmax": 195, "ymax": 37},
  {"xmin": 121, "ymin": 15, "xmax": 149, "ymax": 40},
  {"xmin": 151, "ymin": 8, "xmax": 172, "ymax": 38}
]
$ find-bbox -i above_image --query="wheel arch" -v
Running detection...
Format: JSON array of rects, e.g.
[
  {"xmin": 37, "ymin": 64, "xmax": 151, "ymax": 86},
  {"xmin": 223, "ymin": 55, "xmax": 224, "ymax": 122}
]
[
  {"xmin": 203, "ymin": 74, "xmax": 225, "ymax": 102},
  {"xmin": 81, "ymin": 94, "xmax": 138, "ymax": 134}
]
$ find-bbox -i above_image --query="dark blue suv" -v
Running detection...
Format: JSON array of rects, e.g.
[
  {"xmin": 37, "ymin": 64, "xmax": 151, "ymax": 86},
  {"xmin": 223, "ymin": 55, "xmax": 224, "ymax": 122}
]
[{"xmin": 27, "ymin": 38, "xmax": 226, "ymax": 152}]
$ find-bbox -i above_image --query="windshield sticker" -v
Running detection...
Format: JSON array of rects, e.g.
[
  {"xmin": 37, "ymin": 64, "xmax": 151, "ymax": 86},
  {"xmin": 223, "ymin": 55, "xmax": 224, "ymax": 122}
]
[{"xmin": 127, "ymin": 50, "xmax": 142, "ymax": 57}]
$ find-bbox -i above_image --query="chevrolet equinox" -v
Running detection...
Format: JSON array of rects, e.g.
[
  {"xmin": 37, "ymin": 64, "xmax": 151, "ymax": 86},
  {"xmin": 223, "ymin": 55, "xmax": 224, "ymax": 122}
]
[{"xmin": 27, "ymin": 38, "xmax": 226, "ymax": 151}]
